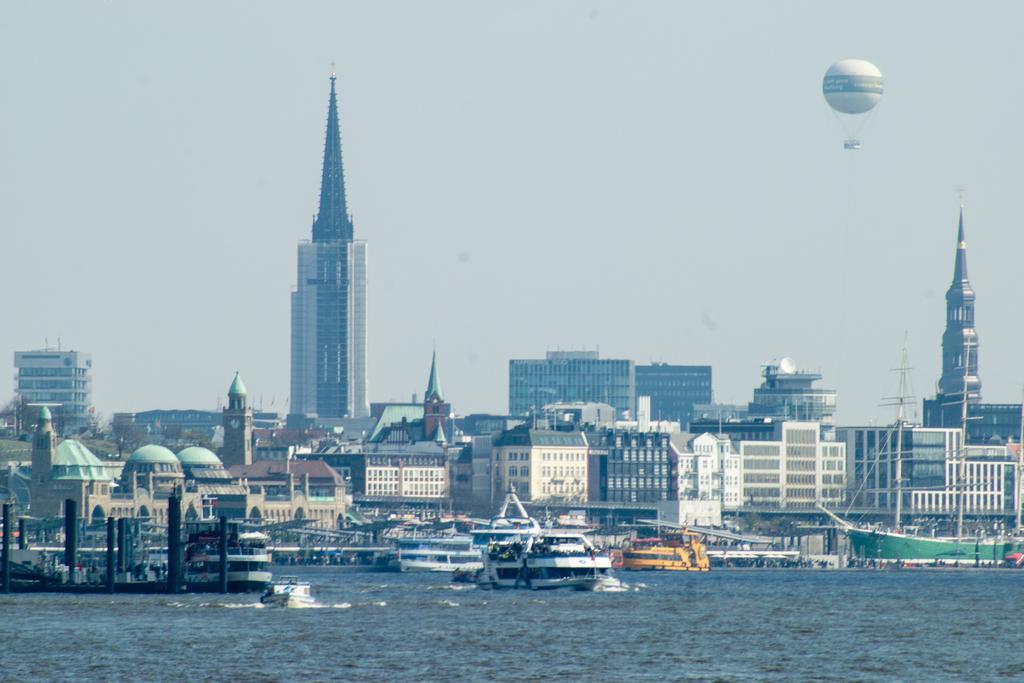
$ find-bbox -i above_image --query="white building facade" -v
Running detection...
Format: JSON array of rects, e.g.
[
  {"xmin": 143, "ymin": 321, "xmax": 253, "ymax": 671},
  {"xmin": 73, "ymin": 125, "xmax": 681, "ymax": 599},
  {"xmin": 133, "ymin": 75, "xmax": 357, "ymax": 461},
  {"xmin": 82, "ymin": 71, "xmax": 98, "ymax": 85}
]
[
  {"xmin": 676, "ymin": 433, "xmax": 741, "ymax": 509},
  {"xmin": 14, "ymin": 349, "xmax": 93, "ymax": 433},
  {"xmin": 492, "ymin": 428, "xmax": 589, "ymax": 502},
  {"xmin": 738, "ymin": 421, "xmax": 846, "ymax": 509}
]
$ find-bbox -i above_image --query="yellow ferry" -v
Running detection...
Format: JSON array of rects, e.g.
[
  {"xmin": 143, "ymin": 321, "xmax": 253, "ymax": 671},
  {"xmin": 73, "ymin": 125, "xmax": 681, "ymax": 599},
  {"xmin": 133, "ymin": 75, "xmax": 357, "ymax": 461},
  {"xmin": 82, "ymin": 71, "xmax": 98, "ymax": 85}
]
[{"xmin": 621, "ymin": 533, "xmax": 709, "ymax": 572}]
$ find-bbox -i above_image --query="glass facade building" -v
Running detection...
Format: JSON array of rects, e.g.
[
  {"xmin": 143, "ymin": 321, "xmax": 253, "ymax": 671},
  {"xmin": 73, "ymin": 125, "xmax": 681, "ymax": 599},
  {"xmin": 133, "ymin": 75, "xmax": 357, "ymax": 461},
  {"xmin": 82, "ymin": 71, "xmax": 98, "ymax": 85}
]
[
  {"xmin": 508, "ymin": 351, "xmax": 635, "ymax": 418},
  {"xmin": 635, "ymin": 364, "xmax": 712, "ymax": 426},
  {"xmin": 838, "ymin": 425, "xmax": 959, "ymax": 510}
]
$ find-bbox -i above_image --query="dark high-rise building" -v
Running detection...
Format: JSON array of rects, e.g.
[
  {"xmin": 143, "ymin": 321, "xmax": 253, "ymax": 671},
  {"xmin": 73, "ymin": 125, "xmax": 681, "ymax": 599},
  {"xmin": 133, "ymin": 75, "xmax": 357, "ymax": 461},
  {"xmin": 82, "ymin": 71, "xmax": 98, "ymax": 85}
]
[
  {"xmin": 635, "ymin": 364, "xmax": 711, "ymax": 425},
  {"xmin": 291, "ymin": 75, "xmax": 368, "ymax": 419},
  {"xmin": 923, "ymin": 206, "xmax": 1021, "ymax": 443}
]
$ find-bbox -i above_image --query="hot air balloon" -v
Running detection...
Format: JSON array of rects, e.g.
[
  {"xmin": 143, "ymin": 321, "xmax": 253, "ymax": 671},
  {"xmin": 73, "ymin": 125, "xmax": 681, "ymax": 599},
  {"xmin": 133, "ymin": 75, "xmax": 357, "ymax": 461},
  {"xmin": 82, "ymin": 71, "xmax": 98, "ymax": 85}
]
[{"xmin": 823, "ymin": 59, "xmax": 884, "ymax": 150}]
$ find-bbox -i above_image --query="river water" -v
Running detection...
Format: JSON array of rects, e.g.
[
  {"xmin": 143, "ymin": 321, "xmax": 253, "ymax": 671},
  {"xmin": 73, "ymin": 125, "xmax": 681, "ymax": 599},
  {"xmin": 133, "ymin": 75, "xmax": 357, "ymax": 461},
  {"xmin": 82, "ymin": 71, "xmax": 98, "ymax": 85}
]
[{"xmin": 2, "ymin": 568, "xmax": 1022, "ymax": 681}]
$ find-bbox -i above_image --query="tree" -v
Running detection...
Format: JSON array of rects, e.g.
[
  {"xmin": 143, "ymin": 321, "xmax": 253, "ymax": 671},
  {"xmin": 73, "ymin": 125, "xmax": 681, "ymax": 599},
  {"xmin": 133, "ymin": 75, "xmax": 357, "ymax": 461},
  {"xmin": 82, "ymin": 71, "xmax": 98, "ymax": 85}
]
[
  {"xmin": 181, "ymin": 429, "xmax": 214, "ymax": 451},
  {"xmin": 0, "ymin": 395, "xmax": 30, "ymax": 436},
  {"xmin": 110, "ymin": 413, "xmax": 146, "ymax": 457}
]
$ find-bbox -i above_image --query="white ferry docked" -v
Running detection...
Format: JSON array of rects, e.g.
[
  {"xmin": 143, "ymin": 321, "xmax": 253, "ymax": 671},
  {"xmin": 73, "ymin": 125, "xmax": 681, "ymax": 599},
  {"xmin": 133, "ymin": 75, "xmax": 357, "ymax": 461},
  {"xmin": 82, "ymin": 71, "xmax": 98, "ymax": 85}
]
[
  {"xmin": 393, "ymin": 534, "xmax": 483, "ymax": 573},
  {"xmin": 474, "ymin": 491, "xmax": 619, "ymax": 591},
  {"xmin": 184, "ymin": 527, "xmax": 273, "ymax": 593}
]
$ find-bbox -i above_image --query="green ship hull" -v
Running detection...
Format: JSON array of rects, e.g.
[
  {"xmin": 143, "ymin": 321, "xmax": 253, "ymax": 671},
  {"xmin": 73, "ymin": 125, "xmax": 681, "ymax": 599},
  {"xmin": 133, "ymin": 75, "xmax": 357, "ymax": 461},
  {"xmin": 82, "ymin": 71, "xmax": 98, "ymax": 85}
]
[{"xmin": 847, "ymin": 527, "xmax": 1018, "ymax": 565}]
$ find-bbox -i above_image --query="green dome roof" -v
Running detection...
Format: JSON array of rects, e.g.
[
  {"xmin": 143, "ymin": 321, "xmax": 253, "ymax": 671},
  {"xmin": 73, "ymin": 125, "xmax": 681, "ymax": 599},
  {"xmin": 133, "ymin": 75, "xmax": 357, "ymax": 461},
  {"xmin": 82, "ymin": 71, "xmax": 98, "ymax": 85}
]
[
  {"xmin": 228, "ymin": 372, "xmax": 247, "ymax": 396},
  {"xmin": 177, "ymin": 446, "xmax": 222, "ymax": 467},
  {"xmin": 38, "ymin": 406, "xmax": 52, "ymax": 423},
  {"xmin": 52, "ymin": 440, "xmax": 111, "ymax": 481},
  {"xmin": 127, "ymin": 444, "xmax": 179, "ymax": 466}
]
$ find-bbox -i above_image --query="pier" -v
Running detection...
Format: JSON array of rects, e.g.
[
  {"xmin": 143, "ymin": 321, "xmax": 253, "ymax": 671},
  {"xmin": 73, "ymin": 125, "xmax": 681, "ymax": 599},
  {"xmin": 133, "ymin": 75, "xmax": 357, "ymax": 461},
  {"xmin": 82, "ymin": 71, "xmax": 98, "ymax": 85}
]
[{"xmin": 1, "ymin": 497, "xmax": 235, "ymax": 594}]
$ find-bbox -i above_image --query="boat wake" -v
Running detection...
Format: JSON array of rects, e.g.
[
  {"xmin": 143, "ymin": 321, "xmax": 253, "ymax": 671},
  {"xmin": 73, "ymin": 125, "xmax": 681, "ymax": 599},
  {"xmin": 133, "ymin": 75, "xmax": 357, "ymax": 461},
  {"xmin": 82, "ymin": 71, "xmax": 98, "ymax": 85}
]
[{"xmin": 593, "ymin": 582, "xmax": 630, "ymax": 593}]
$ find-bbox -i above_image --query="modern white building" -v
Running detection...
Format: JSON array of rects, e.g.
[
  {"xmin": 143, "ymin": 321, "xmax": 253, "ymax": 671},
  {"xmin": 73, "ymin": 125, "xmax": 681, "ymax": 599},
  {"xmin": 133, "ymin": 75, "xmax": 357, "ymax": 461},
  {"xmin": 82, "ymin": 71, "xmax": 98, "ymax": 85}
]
[
  {"xmin": 14, "ymin": 348, "xmax": 93, "ymax": 434},
  {"xmin": 738, "ymin": 421, "xmax": 846, "ymax": 510},
  {"xmin": 911, "ymin": 444, "xmax": 1014, "ymax": 514},
  {"xmin": 842, "ymin": 423, "xmax": 1017, "ymax": 514}
]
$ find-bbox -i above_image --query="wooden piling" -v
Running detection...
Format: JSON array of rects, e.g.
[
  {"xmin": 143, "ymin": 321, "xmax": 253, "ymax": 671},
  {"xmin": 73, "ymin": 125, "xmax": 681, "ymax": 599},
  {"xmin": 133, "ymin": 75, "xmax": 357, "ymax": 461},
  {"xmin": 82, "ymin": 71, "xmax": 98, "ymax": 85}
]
[
  {"xmin": 167, "ymin": 496, "xmax": 181, "ymax": 594},
  {"xmin": 106, "ymin": 517, "xmax": 115, "ymax": 593},
  {"xmin": 64, "ymin": 499, "xmax": 77, "ymax": 575},
  {"xmin": 219, "ymin": 516, "xmax": 228, "ymax": 594},
  {"xmin": 2, "ymin": 503, "xmax": 11, "ymax": 594},
  {"xmin": 117, "ymin": 518, "xmax": 127, "ymax": 575}
]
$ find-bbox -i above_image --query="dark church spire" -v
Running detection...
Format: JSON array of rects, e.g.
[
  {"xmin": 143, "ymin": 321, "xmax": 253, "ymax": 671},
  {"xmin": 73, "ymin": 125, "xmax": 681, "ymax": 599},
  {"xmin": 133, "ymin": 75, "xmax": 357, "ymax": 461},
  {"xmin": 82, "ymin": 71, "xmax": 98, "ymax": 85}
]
[
  {"xmin": 312, "ymin": 74, "xmax": 354, "ymax": 242},
  {"xmin": 938, "ymin": 204, "xmax": 981, "ymax": 401}
]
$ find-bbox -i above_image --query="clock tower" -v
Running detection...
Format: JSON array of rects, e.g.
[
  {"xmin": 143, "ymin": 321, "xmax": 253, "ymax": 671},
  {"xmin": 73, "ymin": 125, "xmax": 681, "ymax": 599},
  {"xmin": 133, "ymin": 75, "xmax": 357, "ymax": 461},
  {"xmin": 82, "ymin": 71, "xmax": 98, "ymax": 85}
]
[{"xmin": 221, "ymin": 372, "xmax": 253, "ymax": 468}]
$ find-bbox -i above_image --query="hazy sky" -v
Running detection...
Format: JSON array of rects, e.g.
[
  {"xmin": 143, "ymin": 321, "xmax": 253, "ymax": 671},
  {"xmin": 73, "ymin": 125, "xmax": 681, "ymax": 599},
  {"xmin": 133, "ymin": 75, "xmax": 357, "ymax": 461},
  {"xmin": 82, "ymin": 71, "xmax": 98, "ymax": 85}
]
[{"xmin": 2, "ymin": 1, "xmax": 1022, "ymax": 424}]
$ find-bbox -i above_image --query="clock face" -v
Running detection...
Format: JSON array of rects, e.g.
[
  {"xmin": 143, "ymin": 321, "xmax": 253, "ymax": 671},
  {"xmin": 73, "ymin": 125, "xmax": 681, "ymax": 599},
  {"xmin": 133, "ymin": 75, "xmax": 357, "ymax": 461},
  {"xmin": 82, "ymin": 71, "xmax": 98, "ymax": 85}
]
[{"xmin": 230, "ymin": 418, "xmax": 240, "ymax": 429}]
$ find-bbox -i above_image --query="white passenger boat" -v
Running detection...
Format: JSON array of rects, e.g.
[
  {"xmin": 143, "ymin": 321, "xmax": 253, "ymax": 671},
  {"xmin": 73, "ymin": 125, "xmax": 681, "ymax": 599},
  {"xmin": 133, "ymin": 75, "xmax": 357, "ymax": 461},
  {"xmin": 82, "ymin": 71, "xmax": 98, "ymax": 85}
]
[
  {"xmin": 475, "ymin": 490, "xmax": 618, "ymax": 591},
  {"xmin": 260, "ymin": 576, "xmax": 315, "ymax": 607},
  {"xmin": 393, "ymin": 534, "xmax": 483, "ymax": 573},
  {"xmin": 184, "ymin": 526, "xmax": 273, "ymax": 593}
]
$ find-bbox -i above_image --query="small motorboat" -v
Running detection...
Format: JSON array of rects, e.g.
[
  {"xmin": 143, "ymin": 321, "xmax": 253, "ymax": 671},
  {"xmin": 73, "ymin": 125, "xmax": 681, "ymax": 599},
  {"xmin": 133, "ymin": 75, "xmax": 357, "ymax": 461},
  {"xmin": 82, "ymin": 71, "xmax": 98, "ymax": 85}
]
[{"xmin": 260, "ymin": 576, "xmax": 315, "ymax": 607}]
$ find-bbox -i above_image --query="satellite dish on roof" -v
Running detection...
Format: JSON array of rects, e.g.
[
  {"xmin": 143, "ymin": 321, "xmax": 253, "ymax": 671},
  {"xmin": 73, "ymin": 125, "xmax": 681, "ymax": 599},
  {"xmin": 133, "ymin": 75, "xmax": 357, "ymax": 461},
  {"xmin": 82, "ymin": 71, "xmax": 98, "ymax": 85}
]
[{"xmin": 779, "ymin": 357, "xmax": 797, "ymax": 374}]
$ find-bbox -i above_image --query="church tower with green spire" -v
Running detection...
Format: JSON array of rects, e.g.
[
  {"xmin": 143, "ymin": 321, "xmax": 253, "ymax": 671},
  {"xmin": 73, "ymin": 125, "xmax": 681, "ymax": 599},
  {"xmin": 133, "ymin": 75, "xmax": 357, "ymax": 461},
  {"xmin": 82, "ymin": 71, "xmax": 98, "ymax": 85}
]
[
  {"xmin": 291, "ymin": 74, "xmax": 369, "ymax": 420},
  {"xmin": 423, "ymin": 351, "xmax": 451, "ymax": 442},
  {"xmin": 222, "ymin": 372, "xmax": 253, "ymax": 468}
]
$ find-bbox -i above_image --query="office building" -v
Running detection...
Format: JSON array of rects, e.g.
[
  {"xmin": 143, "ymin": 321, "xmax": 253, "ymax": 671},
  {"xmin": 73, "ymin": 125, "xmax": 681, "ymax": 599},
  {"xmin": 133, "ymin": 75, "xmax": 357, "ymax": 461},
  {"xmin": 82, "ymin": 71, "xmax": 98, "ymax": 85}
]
[
  {"xmin": 14, "ymin": 348, "xmax": 93, "ymax": 434},
  {"xmin": 839, "ymin": 424, "xmax": 1015, "ymax": 514},
  {"xmin": 839, "ymin": 425, "xmax": 958, "ymax": 510},
  {"xmin": 738, "ymin": 421, "xmax": 846, "ymax": 510},
  {"xmin": 291, "ymin": 75, "xmax": 369, "ymax": 420},
  {"xmin": 636, "ymin": 364, "xmax": 712, "ymax": 426},
  {"xmin": 509, "ymin": 351, "xmax": 634, "ymax": 418},
  {"xmin": 748, "ymin": 358, "xmax": 837, "ymax": 426},
  {"xmin": 492, "ymin": 425, "xmax": 589, "ymax": 502},
  {"xmin": 588, "ymin": 429, "xmax": 674, "ymax": 504}
]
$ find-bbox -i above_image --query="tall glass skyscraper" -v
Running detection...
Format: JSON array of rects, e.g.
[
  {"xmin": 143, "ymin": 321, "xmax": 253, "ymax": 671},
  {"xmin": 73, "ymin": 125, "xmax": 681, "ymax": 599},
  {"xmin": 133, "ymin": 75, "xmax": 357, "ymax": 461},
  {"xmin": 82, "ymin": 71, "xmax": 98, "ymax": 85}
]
[{"xmin": 291, "ymin": 75, "xmax": 368, "ymax": 419}]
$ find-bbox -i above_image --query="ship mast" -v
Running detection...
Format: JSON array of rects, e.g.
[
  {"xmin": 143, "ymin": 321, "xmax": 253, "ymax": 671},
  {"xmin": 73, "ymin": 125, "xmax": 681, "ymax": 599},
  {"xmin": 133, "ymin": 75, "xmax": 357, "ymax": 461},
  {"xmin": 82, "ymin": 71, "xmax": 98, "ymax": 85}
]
[
  {"xmin": 1017, "ymin": 386, "xmax": 1024, "ymax": 531},
  {"xmin": 892, "ymin": 344, "xmax": 911, "ymax": 530},
  {"xmin": 956, "ymin": 341, "xmax": 972, "ymax": 541}
]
